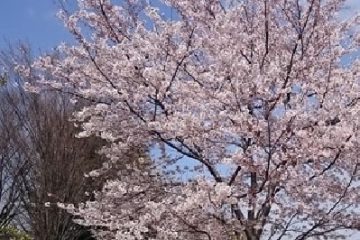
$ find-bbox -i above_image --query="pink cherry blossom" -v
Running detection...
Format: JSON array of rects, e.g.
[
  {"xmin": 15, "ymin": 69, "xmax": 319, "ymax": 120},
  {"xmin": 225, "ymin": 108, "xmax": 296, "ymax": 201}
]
[{"xmin": 26, "ymin": 0, "xmax": 360, "ymax": 239}]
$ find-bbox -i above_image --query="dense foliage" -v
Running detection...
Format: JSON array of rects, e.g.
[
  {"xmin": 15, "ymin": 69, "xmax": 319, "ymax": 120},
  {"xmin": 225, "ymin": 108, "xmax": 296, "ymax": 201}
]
[{"xmin": 20, "ymin": 0, "xmax": 360, "ymax": 239}]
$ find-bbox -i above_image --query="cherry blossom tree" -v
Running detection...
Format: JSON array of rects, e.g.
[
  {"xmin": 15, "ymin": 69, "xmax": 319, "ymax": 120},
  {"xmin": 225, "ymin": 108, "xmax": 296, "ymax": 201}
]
[{"xmin": 22, "ymin": 0, "xmax": 360, "ymax": 239}]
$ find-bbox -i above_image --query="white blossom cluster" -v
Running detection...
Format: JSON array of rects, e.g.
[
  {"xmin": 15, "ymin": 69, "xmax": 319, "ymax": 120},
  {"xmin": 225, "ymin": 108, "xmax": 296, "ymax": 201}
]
[{"xmin": 23, "ymin": 0, "xmax": 360, "ymax": 239}]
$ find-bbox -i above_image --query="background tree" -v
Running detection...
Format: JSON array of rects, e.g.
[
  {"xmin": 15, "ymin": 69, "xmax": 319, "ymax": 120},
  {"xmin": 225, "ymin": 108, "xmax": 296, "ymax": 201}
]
[
  {"xmin": 0, "ymin": 44, "xmax": 153, "ymax": 239},
  {"xmin": 25, "ymin": 0, "xmax": 360, "ymax": 239},
  {"xmin": 0, "ymin": 100, "xmax": 27, "ymax": 231},
  {"xmin": 0, "ymin": 45, "xmax": 105, "ymax": 240},
  {"xmin": 0, "ymin": 45, "xmax": 32, "ymax": 235}
]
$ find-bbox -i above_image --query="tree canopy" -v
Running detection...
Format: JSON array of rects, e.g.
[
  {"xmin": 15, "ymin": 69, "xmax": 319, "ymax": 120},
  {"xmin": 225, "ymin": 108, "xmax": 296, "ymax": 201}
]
[{"xmin": 20, "ymin": 0, "xmax": 360, "ymax": 239}]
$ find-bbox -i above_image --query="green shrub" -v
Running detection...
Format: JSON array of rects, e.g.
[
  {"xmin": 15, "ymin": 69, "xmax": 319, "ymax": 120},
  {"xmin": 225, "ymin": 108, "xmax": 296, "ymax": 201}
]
[{"xmin": 0, "ymin": 226, "xmax": 31, "ymax": 240}]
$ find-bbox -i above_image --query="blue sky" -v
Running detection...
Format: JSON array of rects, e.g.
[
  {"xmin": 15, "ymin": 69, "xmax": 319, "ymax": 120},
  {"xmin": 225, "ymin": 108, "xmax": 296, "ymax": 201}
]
[
  {"xmin": 0, "ymin": 0, "xmax": 358, "ymax": 53},
  {"xmin": 0, "ymin": 0, "xmax": 73, "ymax": 52}
]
